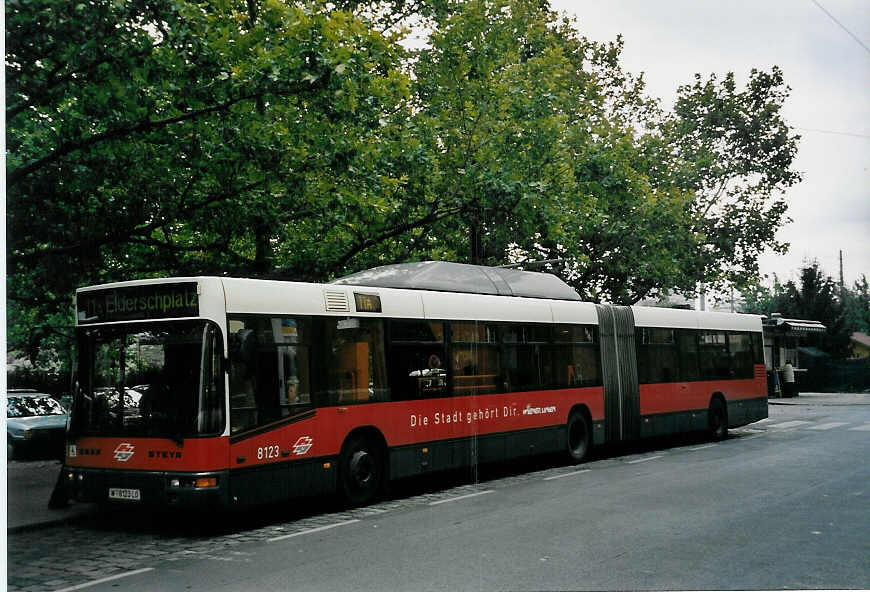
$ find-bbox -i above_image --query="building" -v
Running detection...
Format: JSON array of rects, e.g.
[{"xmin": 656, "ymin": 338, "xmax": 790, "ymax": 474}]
[
  {"xmin": 761, "ymin": 314, "xmax": 827, "ymax": 396},
  {"xmin": 850, "ymin": 332, "xmax": 870, "ymax": 359}
]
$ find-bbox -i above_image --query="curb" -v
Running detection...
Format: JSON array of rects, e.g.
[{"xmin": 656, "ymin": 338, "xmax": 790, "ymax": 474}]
[
  {"xmin": 769, "ymin": 396, "xmax": 870, "ymax": 406},
  {"xmin": 8, "ymin": 507, "xmax": 98, "ymax": 535},
  {"xmin": 9, "ymin": 517, "xmax": 72, "ymax": 535},
  {"xmin": 769, "ymin": 401, "xmax": 868, "ymax": 406}
]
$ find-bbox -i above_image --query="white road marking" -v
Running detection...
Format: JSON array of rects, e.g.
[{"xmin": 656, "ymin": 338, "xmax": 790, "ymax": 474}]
[
  {"xmin": 268, "ymin": 519, "xmax": 360, "ymax": 542},
  {"xmin": 627, "ymin": 455, "xmax": 664, "ymax": 464},
  {"xmin": 54, "ymin": 568, "xmax": 154, "ymax": 592},
  {"xmin": 808, "ymin": 422, "xmax": 848, "ymax": 430},
  {"xmin": 544, "ymin": 469, "xmax": 590, "ymax": 481},
  {"xmin": 848, "ymin": 423, "xmax": 870, "ymax": 431},
  {"xmin": 428, "ymin": 490, "xmax": 494, "ymax": 505},
  {"xmin": 768, "ymin": 420, "xmax": 812, "ymax": 429},
  {"xmin": 688, "ymin": 444, "xmax": 716, "ymax": 451}
]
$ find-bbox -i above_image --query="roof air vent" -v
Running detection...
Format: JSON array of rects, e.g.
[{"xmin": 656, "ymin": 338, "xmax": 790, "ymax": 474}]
[{"xmin": 324, "ymin": 290, "xmax": 350, "ymax": 312}]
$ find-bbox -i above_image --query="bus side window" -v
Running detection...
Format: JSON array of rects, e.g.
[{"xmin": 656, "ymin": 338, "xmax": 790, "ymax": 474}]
[
  {"xmin": 644, "ymin": 328, "xmax": 677, "ymax": 384},
  {"xmin": 728, "ymin": 332, "xmax": 755, "ymax": 379},
  {"xmin": 228, "ymin": 322, "xmax": 258, "ymax": 434},
  {"xmin": 751, "ymin": 333, "xmax": 764, "ymax": 366},
  {"xmin": 678, "ymin": 330, "xmax": 700, "ymax": 382},
  {"xmin": 635, "ymin": 328, "xmax": 649, "ymax": 384},
  {"xmin": 699, "ymin": 331, "xmax": 729, "ymax": 380},
  {"xmin": 317, "ymin": 318, "xmax": 389, "ymax": 405},
  {"xmin": 335, "ymin": 342, "xmax": 372, "ymax": 403},
  {"xmin": 228, "ymin": 316, "xmax": 313, "ymax": 434},
  {"xmin": 388, "ymin": 321, "xmax": 446, "ymax": 401},
  {"xmin": 500, "ymin": 323, "xmax": 544, "ymax": 392},
  {"xmin": 450, "ymin": 322, "xmax": 500, "ymax": 396},
  {"xmin": 550, "ymin": 325, "xmax": 599, "ymax": 388}
]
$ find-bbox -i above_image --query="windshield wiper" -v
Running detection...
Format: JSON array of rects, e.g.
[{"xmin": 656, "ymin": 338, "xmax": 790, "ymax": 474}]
[
  {"xmin": 165, "ymin": 407, "xmax": 185, "ymax": 448},
  {"xmin": 169, "ymin": 430, "xmax": 185, "ymax": 448}
]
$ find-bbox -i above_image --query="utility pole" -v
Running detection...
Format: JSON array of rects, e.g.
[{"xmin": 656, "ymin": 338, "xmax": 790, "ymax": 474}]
[{"xmin": 839, "ymin": 250, "xmax": 845, "ymax": 299}]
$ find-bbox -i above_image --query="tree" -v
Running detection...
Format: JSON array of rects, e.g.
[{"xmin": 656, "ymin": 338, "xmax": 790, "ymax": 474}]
[
  {"xmin": 400, "ymin": 0, "xmax": 578, "ymax": 265},
  {"xmin": 7, "ymin": 0, "xmax": 805, "ymax": 367},
  {"xmin": 7, "ymin": 0, "xmax": 412, "ymax": 363},
  {"xmin": 657, "ymin": 68, "xmax": 800, "ymax": 290},
  {"xmin": 843, "ymin": 275, "xmax": 870, "ymax": 335},
  {"xmin": 483, "ymin": 35, "xmax": 800, "ymax": 304}
]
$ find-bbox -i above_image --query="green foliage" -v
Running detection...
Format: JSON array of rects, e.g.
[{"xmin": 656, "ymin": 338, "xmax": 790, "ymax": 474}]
[
  {"xmin": 7, "ymin": 0, "xmax": 411, "ymax": 362},
  {"xmin": 406, "ymin": 0, "xmax": 579, "ymax": 264},
  {"xmin": 843, "ymin": 275, "xmax": 870, "ymax": 335},
  {"xmin": 7, "ymin": 0, "xmax": 804, "ymax": 370},
  {"xmin": 656, "ymin": 68, "xmax": 800, "ymax": 289}
]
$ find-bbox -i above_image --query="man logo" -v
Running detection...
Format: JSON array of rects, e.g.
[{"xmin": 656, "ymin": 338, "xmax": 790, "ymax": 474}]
[
  {"xmin": 292, "ymin": 436, "xmax": 313, "ymax": 456},
  {"xmin": 113, "ymin": 442, "xmax": 135, "ymax": 462}
]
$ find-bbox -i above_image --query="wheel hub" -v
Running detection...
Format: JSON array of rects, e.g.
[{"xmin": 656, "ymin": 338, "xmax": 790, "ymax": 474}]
[{"xmin": 350, "ymin": 450, "xmax": 374, "ymax": 487}]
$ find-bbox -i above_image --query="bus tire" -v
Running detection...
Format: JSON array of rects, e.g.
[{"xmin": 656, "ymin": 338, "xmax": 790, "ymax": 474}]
[
  {"xmin": 708, "ymin": 399, "xmax": 727, "ymax": 441},
  {"xmin": 566, "ymin": 411, "xmax": 591, "ymax": 463},
  {"xmin": 339, "ymin": 433, "xmax": 384, "ymax": 506}
]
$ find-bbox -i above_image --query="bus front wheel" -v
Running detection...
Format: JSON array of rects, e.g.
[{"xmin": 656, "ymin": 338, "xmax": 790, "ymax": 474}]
[
  {"xmin": 567, "ymin": 411, "xmax": 591, "ymax": 463},
  {"xmin": 339, "ymin": 434, "xmax": 384, "ymax": 506}
]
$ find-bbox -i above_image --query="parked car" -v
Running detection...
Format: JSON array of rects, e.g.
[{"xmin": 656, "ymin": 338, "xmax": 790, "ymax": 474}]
[{"xmin": 7, "ymin": 390, "xmax": 68, "ymax": 460}]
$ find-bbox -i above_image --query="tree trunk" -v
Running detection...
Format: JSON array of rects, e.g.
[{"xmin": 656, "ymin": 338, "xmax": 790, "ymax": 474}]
[{"xmin": 254, "ymin": 220, "xmax": 272, "ymax": 274}]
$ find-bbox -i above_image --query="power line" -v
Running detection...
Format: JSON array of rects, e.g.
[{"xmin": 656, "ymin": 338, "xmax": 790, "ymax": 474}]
[
  {"xmin": 794, "ymin": 126, "xmax": 870, "ymax": 139},
  {"xmin": 811, "ymin": 0, "xmax": 870, "ymax": 56}
]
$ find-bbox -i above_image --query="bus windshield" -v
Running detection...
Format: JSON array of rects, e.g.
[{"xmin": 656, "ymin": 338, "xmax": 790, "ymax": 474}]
[{"xmin": 73, "ymin": 320, "xmax": 225, "ymax": 440}]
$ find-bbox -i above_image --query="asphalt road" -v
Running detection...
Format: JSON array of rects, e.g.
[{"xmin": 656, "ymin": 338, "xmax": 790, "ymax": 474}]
[{"xmin": 7, "ymin": 400, "xmax": 870, "ymax": 591}]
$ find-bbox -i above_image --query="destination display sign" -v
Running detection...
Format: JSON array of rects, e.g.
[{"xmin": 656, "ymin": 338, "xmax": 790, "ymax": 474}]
[{"xmin": 77, "ymin": 283, "xmax": 199, "ymax": 324}]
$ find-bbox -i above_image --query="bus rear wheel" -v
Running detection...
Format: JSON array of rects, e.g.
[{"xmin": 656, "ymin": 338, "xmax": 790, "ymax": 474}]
[
  {"xmin": 708, "ymin": 399, "xmax": 727, "ymax": 441},
  {"xmin": 567, "ymin": 411, "xmax": 591, "ymax": 463},
  {"xmin": 339, "ymin": 434, "xmax": 384, "ymax": 506}
]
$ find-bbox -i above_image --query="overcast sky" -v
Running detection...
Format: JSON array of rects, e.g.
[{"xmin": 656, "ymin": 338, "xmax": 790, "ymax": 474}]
[{"xmin": 551, "ymin": 0, "xmax": 870, "ymax": 288}]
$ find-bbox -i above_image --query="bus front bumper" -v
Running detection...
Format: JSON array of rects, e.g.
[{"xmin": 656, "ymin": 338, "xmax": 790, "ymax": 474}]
[{"xmin": 64, "ymin": 467, "xmax": 230, "ymax": 508}]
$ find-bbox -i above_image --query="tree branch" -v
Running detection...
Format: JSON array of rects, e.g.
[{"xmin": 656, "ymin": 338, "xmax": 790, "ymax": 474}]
[
  {"xmin": 334, "ymin": 204, "xmax": 463, "ymax": 270},
  {"xmin": 9, "ymin": 78, "xmax": 329, "ymax": 185},
  {"xmin": 8, "ymin": 178, "xmax": 268, "ymax": 265}
]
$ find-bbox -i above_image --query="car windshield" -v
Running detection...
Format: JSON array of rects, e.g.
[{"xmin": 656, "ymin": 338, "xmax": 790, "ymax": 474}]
[
  {"xmin": 7, "ymin": 396, "xmax": 66, "ymax": 418},
  {"xmin": 74, "ymin": 320, "xmax": 225, "ymax": 439}
]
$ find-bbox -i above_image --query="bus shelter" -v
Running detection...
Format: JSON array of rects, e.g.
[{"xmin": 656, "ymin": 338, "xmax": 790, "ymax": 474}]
[{"xmin": 762, "ymin": 314, "xmax": 826, "ymax": 396}]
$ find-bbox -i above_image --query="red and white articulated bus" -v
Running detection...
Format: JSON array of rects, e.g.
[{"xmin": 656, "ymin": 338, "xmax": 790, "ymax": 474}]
[{"xmin": 64, "ymin": 262, "xmax": 767, "ymax": 508}]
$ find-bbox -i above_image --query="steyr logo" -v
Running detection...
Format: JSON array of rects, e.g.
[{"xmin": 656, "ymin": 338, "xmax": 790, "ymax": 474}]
[
  {"xmin": 113, "ymin": 442, "xmax": 135, "ymax": 462},
  {"xmin": 292, "ymin": 436, "xmax": 313, "ymax": 456}
]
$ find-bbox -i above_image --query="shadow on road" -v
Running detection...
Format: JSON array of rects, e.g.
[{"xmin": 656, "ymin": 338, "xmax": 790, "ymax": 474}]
[{"xmin": 59, "ymin": 428, "xmax": 724, "ymax": 538}]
